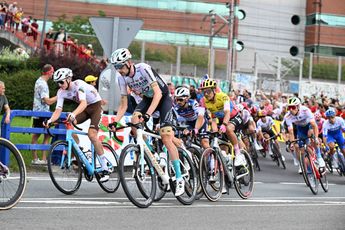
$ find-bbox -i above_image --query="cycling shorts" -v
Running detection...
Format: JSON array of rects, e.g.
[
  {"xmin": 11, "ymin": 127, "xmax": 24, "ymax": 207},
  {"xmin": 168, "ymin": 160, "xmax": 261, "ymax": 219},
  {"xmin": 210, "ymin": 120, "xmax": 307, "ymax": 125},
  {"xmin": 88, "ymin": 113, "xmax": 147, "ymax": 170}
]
[
  {"xmin": 327, "ymin": 134, "xmax": 345, "ymax": 150},
  {"xmin": 76, "ymin": 101, "xmax": 103, "ymax": 131}
]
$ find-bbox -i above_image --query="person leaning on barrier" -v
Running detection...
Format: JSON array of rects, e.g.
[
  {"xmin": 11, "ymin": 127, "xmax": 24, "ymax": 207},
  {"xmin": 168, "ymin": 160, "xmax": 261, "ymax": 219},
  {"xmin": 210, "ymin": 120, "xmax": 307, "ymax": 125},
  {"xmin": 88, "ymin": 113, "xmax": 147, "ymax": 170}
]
[
  {"xmin": 0, "ymin": 81, "xmax": 11, "ymax": 125},
  {"xmin": 31, "ymin": 64, "xmax": 57, "ymax": 165}
]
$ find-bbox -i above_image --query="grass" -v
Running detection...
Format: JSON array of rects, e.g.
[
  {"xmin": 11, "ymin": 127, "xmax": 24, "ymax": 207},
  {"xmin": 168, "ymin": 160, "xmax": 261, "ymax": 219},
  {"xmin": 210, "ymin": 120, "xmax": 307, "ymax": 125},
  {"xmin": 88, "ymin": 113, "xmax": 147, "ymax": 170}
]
[{"xmin": 2, "ymin": 116, "xmax": 49, "ymax": 172}]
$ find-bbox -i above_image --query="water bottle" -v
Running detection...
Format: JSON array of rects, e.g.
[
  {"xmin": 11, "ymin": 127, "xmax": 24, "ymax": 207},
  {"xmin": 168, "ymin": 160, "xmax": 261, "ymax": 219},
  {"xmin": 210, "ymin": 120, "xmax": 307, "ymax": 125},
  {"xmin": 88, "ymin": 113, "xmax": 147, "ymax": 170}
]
[
  {"xmin": 159, "ymin": 151, "xmax": 167, "ymax": 168},
  {"xmin": 85, "ymin": 150, "xmax": 92, "ymax": 164}
]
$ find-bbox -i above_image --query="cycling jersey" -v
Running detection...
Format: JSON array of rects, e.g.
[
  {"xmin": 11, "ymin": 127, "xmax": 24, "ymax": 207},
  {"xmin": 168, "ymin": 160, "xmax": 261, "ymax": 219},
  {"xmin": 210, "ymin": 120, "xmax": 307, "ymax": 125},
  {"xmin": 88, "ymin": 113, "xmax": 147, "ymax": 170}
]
[
  {"xmin": 256, "ymin": 116, "xmax": 275, "ymax": 132},
  {"xmin": 316, "ymin": 118, "xmax": 325, "ymax": 135},
  {"xmin": 284, "ymin": 106, "xmax": 314, "ymax": 128},
  {"xmin": 200, "ymin": 92, "xmax": 237, "ymax": 119},
  {"xmin": 322, "ymin": 117, "xmax": 345, "ymax": 137},
  {"xmin": 174, "ymin": 99, "xmax": 205, "ymax": 122},
  {"xmin": 323, "ymin": 117, "xmax": 345, "ymax": 149},
  {"xmin": 118, "ymin": 63, "xmax": 169, "ymax": 98},
  {"xmin": 241, "ymin": 109, "xmax": 253, "ymax": 125},
  {"xmin": 56, "ymin": 80, "xmax": 101, "ymax": 109}
]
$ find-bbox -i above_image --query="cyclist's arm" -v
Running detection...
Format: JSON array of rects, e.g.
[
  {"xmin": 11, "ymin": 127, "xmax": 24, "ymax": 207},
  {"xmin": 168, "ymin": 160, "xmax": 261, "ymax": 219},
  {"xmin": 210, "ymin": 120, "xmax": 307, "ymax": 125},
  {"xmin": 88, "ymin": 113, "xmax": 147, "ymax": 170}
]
[
  {"xmin": 49, "ymin": 108, "xmax": 62, "ymax": 123},
  {"xmin": 114, "ymin": 95, "xmax": 128, "ymax": 123},
  {"xmin": 310, "ymin": 119, "xmax": 319, "ymax": 138},
  {"xmin": 146, "ymin": 82, "xmax": 162, "ymax": 116},
  {"xmin": 195, "ymin": 106, "xmax": 205, "ymax": 130},
  {"xmin": 72, "ymin": 99, "xmax": 87, "ymax": 118}
]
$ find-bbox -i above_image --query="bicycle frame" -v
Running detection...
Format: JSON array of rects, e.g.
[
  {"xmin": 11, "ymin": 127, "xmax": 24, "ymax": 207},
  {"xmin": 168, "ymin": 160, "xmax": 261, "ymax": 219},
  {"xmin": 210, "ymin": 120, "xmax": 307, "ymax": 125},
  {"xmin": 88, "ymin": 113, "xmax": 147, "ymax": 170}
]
[{"xmin": 60, "ymin": 128, "xmax": 103, "ymax": 176}]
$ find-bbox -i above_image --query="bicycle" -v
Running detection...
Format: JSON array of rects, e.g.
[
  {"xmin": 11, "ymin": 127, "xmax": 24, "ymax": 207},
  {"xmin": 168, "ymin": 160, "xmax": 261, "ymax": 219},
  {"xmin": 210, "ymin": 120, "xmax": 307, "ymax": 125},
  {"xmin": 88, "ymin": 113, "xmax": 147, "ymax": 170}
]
[
  {"xmin": 242, "ymin": 131, "xmax": 261, "ymax": 171},
  {"xmin": 324, "ymin": 145, "xmax": 345, "ymax": 176},
  {"xmin": 111, "ymin": 120, "xmax": 197, "ymax": 208},
  {"xmin": 199, "ymin": 131, "xmax": 254, "ymax": 202},
  {"xmin": 0, "ymin": 137, "xmax": 27, "ymax": 210},
  {"xmin": 265, "ymin": 134, "xmax": 286, "ymax": 169},
  {"xmin": 290, "ymin": 137, "xmax": 328, "ymax": 195},
  {"xmin": 46, "ymin": 120, "xmax": 120, "ymax": 195}
]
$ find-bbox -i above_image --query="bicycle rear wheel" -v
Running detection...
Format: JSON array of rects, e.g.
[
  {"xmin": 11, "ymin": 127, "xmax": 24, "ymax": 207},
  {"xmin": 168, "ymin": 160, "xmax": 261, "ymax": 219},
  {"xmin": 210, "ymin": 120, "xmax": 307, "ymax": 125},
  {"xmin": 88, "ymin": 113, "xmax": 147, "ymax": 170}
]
[
  {"xmin": 249, "ymin": 145, "xmax": 260, "ymax": 171},
  {"xmin": 0, "ymin": 139, "xmax": 27, "ymax": 210},
  {"xmin": 301, "ymin": 149, "xmax": 318, "ymax": 195},
  {"xmin": 336, "ymin": 151, "xmax": 345, "ymax": 176},
  {"xmin": 199, "ymin": 148, "xmax": 224, "ymax": 202},
  {"xmin": 47, "ymin": 140, "xmax": 82, "ymax": 195},
  {"xmin": 95, "ymin": 142, "xmax": 120, "ymax": 193},
  {"xmin": 169, "ymin": 147, "xmax": 197, "ymax": 205},
  {"xmin": 233, "ymin": 149, "xmax": 254, "ymax": 199},
  {"xmin": 119, "ymin": 144, "xmax": 156, "ymax": 208}
]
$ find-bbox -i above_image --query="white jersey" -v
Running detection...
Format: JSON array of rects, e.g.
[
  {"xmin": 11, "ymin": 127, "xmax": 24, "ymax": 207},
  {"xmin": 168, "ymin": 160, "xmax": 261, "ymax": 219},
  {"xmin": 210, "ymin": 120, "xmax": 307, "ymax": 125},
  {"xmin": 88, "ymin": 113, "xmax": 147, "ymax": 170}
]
[
  {"xmin": 56, "ymin": 80, "xmax": 101, "ymax": 109},
  {"xmin": 322, "ymin": 117, "xmax": 345, "ymax": 137},
  {"xmin": 256, "ymin": 116, "xmax": 275, "ymax": 131},
  {"xmin": 118, "ymin": 63, "xmax": 169, "ymax": 98},
  {"xmin": 241, "ymin": 109, "xmax": 252, "ymax": 124},
  {"xmin": 284, "ymin": 106, "xmax": 314, "ymax": 128}
]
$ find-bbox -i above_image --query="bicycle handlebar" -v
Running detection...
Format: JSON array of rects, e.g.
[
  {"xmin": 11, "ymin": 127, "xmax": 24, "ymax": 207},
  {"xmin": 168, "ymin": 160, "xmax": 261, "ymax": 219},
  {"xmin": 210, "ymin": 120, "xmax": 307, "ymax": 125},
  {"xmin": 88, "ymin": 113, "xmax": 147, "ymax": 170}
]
[{"xmin": 45, "ymin": 119, "xmax": 83, "ymax": 137}]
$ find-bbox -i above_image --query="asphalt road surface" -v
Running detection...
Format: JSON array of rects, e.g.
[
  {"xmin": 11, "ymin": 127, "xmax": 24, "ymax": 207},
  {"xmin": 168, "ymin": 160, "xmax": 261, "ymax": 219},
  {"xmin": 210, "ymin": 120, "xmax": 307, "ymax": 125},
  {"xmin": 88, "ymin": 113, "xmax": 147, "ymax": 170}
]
[{"xmin": 1, "ymin": 151, "xmax": 345, "ymax": 230}]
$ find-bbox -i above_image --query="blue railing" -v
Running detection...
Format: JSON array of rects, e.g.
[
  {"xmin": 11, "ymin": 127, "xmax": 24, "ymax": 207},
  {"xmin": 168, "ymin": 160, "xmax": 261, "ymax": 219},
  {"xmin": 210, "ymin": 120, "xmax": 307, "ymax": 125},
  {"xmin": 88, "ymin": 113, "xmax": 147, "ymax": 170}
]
[{"xmin": 0, "ymin": 110, "xmax": 68, "ymax": 165}]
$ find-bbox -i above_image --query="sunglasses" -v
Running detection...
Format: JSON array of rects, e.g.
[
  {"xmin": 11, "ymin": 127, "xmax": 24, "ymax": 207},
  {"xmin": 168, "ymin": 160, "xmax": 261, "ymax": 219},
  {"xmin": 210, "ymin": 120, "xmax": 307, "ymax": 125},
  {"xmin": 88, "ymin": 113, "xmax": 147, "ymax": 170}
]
[
  {"xmin": 203, "ymin": 89, "xmax": 213, "ymax": 95},
  {"xmin": 288, "ymin": 105, "xmax": 297, "ymax": 110},
  {"xmin": 328, "ymin": 116, "xmax": 335, "ymax": 119},
  {"xmin": 114, "ymin": 63, "xmax": 125, "ymax": 70},
  {"xmin": 57, "ymin": 80, "xmax": 65, "ymax": 85},
  {"xmin": 175, "ymin": 98, "xmax": 185, "ymax": 102}
]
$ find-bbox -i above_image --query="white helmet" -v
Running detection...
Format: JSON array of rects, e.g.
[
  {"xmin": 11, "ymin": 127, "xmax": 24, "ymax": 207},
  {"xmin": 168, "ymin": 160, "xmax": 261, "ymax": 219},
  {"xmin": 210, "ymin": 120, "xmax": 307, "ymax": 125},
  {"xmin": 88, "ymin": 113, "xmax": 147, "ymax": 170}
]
[
  {"xmin": 53, "ymin": 68, "xmax": 73, "ymax": 82},
  {"xmin": 175, "ymin": 86, "xmax": 190, "ymax": 97},
  {"xmin": 237, "ymin": 104, "xmax": 244, "ymax": 112},
  {"xmin": 110, "ymin": 48, "xmax": 132, "ymax": 65}
]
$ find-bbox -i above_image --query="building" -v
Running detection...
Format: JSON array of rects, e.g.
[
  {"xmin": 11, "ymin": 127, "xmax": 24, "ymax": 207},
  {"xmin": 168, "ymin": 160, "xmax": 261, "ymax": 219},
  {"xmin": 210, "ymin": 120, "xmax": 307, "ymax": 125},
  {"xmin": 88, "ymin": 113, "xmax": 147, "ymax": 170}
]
[{"xmin": 19, "ymin": 0, "xmax": 345, "ymax": 78}]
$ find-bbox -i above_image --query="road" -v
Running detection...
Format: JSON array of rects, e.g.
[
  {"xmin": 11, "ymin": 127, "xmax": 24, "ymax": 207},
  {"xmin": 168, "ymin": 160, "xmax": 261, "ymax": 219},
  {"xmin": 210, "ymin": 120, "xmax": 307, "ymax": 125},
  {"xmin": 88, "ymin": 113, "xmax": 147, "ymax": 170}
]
[{"xmin": 1, "ymin": 152, "xmax": 345, "ymax": 230}]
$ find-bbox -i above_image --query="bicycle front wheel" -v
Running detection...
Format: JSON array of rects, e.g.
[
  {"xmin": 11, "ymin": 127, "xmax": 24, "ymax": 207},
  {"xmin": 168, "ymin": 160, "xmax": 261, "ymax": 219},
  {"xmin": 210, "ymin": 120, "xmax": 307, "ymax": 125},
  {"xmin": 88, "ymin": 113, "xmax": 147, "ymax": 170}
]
[
  {"xmin": 272, "ymin": 142, "xmax": 286, "ymax": 169},
  {"xmin": 187, "ymin": 146, "xmax": 203, "ymax": 200},
  {"xmin": 301, "ymin": 148, "xmax": 318, "ymax": 195},
  {"xmin": 169, "ymin": 147, "xmax": 197, "ymax": 205},
  {"xmin": 0, "ymin": 139, "xmax": 27, "ymax": 210},
  {"xmin": 233, "ymin": 149, "xmax": 254, "ymax": 199},
  {"xmin": 199, "ymin": 148, "xmax": 224, "ymax": 202},
  {"xmin": 95, "ymin": 142, "xmax": 120, "ymax": 193},
  {"xmin": 119, "ymin": 144, "xmax": 156, "ymax": 208},
  {"xmin": 47, "ymin": 140, "xmax": 82, "ymax": 195}
]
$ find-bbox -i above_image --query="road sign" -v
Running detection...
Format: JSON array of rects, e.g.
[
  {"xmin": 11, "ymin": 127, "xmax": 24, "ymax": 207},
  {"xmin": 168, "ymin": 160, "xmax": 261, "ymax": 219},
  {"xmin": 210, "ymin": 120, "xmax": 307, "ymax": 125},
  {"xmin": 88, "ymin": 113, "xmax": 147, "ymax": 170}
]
[{"xmin": 89, "ymin": 17, "xmax": 143, "ymax": 58}]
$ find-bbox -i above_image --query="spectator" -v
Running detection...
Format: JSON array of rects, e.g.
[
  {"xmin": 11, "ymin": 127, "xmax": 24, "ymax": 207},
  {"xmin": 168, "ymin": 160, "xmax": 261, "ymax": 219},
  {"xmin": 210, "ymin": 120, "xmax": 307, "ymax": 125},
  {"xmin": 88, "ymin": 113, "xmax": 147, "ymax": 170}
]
[
  {"xmin": 30, "ymin": 18, "xmax": 39, "ymax": 48},
  {"xmin": 6, "ymin": 1, "xmax": 17, "ymax": 32},
  {"xmin": 31, "ymin": 64, "xmax": 57, "ymax": 165},
  {"xmin": 0, "ymin": 3, "xmax": 7, "ymax": 30},
  {"xmin": 43, "ymin": 27, "xmax": 54, "ymax": 51},
  {"xmin": 84, "ymin": 75, "xmax": 98, "ymax": 87},
  {"xmin": 189, "ymin": 85, "xmax": 197, "ymax": 100},
  {"xmin": 167, "ymin": 82, "xmax": 175, "ymax": 98},
  {"xmin": 65, "ymin": 35, "xmax": 74, "ymax": 56},
  {"xmin": 21, "ymin": 15, "xmax": 30, "ymax": 38},
  {"xmin": 0, "ymin": 81, "xmax": 11, "ymax": 125},
  {"xmin": 85, "ymin": 44, "xmax": 94, "ymax": 57},
  {"xmin": 53, "ymin": 27, "xmax": 67, "ymax": 55},
  {"xmin": 12, "ymin": 6, "xmax": 22, "ymax": 32}
]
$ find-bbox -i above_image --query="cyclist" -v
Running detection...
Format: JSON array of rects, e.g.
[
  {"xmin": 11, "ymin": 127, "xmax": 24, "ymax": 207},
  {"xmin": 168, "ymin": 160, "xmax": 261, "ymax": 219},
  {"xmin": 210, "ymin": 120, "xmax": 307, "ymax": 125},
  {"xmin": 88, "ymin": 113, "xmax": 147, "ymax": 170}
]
[
  {"xmin": 173, "ymin": 86, "xmax": 210, "ymax": 149},
  {"xmin": 43, "ymin": 68, "xmax": 110, "ymax": 181},
  {"xmin": 256, "ymin": 110, "xmax": 282, "ymax": 159},
  {"xmin": 199, "ymin": 79, "xmax": 246, "ymax": 167},
  {"xmin": 284, "ymin": 97, "xmax": 325, "ymax": 172},
  {"xmin": 110, "ymin": 48, "xmax": 185, "ymax": 197},
  {"xmin": 237, "ymin": 103, "xmax": 260, "ymax": 151},
  {"xmin": 322, "ymin": 108, "xmax": 345, "ymax": 169}
]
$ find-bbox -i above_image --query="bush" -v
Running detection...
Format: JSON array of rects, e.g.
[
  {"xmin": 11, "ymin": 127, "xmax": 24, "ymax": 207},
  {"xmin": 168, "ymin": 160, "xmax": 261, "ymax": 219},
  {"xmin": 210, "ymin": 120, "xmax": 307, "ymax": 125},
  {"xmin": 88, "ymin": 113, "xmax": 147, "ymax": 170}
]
[{"xmin": 0, "ymin": 47, "xmax": 30, "ymax": 73}]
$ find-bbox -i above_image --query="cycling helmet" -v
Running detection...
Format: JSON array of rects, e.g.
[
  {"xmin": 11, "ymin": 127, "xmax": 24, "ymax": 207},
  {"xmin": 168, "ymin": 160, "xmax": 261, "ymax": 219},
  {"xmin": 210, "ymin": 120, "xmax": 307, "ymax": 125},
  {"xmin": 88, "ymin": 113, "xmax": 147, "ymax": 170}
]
[
  {"xmin": 53, "ymin": 68, "xmax": 73, "ymax": 82},
  {"xmin": 199, "ymin": 79, "xmax": 217, "ymax": 89},
  {"xmin": 314, "ymin": 111, "xmax": 322, "ymax": 120},
  {"xmin": 287, "ymin": 97, "xmax": 301, "ymax": 106},
  {"xmin": 175, "ymin": 86, "xmax": 190, "ymax": 97},
  {"xmin": 258, "ymin": 110, "xmax": 267, "ymax": 117},
  {"xmin": 250, "ymin": 106, "xmax": 257, "ymax": 115},
  {"xmin": 325, "ymin": 108, "xmax": 336, "ymax": 117},
  {"xmin": 237, "ymin": 104, "xmax": 244, "ymax": 112},
  {"xmin": 241, "ymin": 102, "xmax": 249, "ymax": 110},
  {"xmin": 110, "ymin": 48, "xmax": 132, "ymax": 65}
]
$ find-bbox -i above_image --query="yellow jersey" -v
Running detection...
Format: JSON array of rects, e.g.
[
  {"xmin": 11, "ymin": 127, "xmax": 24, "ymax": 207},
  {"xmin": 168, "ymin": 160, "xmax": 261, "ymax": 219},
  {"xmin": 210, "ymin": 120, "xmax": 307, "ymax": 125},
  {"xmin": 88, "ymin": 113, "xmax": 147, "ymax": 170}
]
[{"xmin": 200, "ymin": 92, "xmax": 230, "ymax": 119}]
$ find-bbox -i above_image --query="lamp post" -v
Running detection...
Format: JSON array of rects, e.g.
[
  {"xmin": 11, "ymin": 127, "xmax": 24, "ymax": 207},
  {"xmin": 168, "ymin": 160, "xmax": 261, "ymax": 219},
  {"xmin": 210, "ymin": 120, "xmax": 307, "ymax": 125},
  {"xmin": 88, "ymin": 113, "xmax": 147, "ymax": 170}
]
[{"xmin": 39, "ymin": 0, "xmax": 49, "ymax": 50}]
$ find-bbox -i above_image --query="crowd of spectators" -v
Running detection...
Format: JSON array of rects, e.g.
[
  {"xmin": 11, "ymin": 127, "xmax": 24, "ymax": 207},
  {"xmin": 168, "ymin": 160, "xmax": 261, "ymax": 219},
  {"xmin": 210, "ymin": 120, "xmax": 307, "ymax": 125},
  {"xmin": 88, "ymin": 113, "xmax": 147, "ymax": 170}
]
[{"xmin": 0, "ymin": 1, "xmax": 39, "ymax": 47}]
